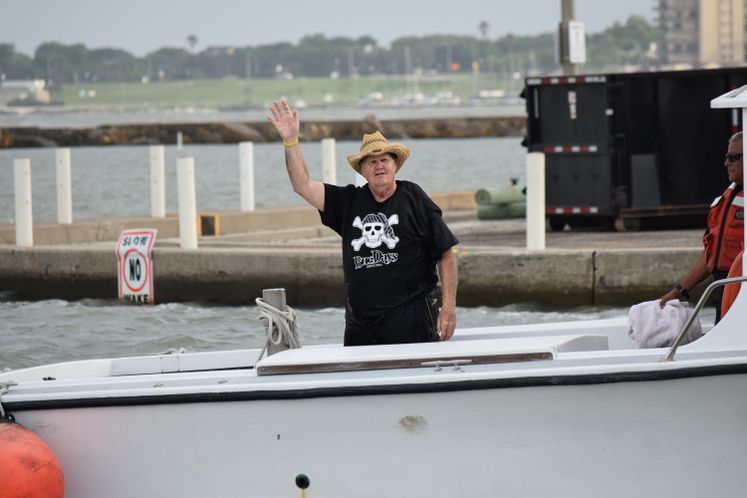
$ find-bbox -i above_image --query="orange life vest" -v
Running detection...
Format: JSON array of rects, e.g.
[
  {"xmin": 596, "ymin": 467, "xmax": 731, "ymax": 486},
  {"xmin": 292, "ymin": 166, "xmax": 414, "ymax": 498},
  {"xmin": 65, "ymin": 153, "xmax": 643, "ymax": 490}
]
[
  {"xmin": 703, "ymin": 183, "xmax": 744, "ymax": 273},
  {"xmin": 721, "ymin": 250, "xmax": 743, "ymax": 319}
]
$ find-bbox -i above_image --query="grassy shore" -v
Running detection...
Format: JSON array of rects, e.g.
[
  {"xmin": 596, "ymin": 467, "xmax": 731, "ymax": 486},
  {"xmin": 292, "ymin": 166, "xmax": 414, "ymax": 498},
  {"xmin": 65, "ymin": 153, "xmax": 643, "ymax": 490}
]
[{"xmin": 52, "ymin": 74, "xmax": 508, "ymax": 108}]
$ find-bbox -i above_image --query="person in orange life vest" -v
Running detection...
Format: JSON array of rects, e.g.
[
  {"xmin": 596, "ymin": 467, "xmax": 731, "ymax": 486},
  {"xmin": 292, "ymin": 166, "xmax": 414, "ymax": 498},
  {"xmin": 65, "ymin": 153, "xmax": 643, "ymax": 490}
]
[
  {"xmin": 659, "ymin": 132, "xmax": 744, "ymax": 323},
  {"xmin": 267, "ymin": 100, "xmax": 458, "ymax": 346}
]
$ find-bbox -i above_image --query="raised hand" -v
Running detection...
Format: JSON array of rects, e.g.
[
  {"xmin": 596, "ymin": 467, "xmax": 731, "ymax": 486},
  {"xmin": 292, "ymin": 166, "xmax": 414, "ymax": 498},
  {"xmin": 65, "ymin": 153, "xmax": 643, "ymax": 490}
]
[{"xmin": 267, "ymin": 100, "xmax": 300, "ymax": 143}]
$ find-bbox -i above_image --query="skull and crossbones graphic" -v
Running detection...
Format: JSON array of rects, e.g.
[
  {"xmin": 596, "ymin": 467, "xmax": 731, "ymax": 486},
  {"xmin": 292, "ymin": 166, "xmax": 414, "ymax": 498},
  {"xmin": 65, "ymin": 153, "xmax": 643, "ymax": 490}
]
[{"xmin": 351, "ymin": 212, "xmax": 400, "ymax": 251}]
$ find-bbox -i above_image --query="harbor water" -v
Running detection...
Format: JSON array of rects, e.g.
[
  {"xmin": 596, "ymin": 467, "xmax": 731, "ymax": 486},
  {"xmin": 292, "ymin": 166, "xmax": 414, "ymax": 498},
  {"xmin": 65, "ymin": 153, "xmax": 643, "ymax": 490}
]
[
  {"xmin": 0, "ymin": 137, "xmax": 525, "ymax": 224},
  {"xmin": 0, "ymin": 104, "xmax": 526, "ymax": 129},
  {"xmin": 0, "ymin": 294, "xmax": 644, "ymax": 372}
]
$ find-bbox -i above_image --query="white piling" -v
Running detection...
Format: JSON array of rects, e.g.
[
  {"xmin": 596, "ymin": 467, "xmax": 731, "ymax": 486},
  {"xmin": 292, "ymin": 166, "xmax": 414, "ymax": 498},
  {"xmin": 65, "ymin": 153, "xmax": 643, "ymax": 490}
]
[
  {"xmin": 176, "ymin": 131, "xmax": 183, "ymax": 150},
  {"xmin": 526, "ymin": 152, "xmax": 546, "ymax": 251},
  {"xmin": 177, "ymin": 157, "xmax": 198, "ymax": 250},
  {"xmin": 55, "ymin": 148, "xmax": 73, "ymax": 224},
  {"xmin": 149, "ymin": 145, "xmax": 166, "ymax": 218},
  {"xmin": 239, "ymin": 142, "xmax": 255, "ymax": 211},
  {"xmin": 13, "ymin": 158, "xmax": 33, "ymax": 247},
  {"xmin": 355, "ymin": 172, "xmax": 367, "ymax": 187},
  {"xmin": 322, "ymin": 138, "xmax": 337, "ymax": 185}
]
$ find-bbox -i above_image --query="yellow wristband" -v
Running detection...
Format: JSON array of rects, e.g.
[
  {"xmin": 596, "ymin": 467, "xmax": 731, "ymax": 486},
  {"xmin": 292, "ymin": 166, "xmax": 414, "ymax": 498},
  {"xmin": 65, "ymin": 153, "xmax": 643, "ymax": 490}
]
[{"xmin": 283, "ymin": 139, "xmax": 299, "ymax": 148}]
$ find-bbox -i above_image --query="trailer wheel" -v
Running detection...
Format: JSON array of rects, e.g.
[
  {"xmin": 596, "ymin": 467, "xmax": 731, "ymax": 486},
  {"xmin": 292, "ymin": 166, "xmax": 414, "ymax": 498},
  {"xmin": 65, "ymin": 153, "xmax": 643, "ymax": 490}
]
[
  {"xmin": 548, "ymin": 216, "xmax": 566, "ymax": 232},
  {"xmin": 614, "ymin": 217, "xmax": 641, "ymax": 232}
]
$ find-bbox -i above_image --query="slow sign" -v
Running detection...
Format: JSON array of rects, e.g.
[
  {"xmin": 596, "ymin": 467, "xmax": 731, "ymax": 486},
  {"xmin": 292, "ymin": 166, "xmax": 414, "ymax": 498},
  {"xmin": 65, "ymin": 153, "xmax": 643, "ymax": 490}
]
[{"xmin": 116, "ymin": 229, "xmax": 157, "ymax": 304}]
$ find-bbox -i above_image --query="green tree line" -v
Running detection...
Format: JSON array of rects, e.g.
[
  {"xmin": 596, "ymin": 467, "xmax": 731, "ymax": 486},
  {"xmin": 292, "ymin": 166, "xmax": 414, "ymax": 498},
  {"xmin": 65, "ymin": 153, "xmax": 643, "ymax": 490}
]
[{"xmin": 0, "ymin": 16, "xmax": 655, "ymax": 87}]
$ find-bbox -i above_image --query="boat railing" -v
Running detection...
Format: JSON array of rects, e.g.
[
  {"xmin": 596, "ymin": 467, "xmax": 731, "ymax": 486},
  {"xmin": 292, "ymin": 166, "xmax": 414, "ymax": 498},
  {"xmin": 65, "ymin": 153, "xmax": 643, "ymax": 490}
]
[{"xmin": 663, "ymin": 275, "xmax": 747, "ymax": 361}]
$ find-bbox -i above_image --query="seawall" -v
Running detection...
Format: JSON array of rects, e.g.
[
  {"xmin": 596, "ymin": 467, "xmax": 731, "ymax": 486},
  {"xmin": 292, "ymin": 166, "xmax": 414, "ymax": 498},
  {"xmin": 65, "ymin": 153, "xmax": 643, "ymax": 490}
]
[
  {"xmin": 0, "ymin": 244, "xmax": 701, "ymax": 306},
  {"xmin": 0, "ymin": 189, "xmax": 705, "ymax": 307}
]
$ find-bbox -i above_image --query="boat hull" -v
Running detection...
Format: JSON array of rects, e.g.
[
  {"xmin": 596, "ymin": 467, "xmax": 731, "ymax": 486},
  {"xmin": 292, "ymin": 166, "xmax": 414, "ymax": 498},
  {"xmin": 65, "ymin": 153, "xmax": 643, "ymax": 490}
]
[{"xmin": 13, "ymin": 370, "xmax": 747, "ymax": 498}]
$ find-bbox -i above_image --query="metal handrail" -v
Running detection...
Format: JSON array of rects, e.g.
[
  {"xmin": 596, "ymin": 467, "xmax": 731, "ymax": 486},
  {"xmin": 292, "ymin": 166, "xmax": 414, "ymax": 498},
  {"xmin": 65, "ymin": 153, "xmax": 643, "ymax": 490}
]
[{"xmin": 662, "ymin": 275, "xmax": 747, "ymax": 361}]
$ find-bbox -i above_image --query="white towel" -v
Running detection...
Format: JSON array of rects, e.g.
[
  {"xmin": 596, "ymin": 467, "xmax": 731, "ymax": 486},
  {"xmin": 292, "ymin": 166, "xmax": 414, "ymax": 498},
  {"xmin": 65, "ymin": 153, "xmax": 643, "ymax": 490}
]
[{"xmin": 627, "ymin": 300, "xmax": 703, "ymax": 348}]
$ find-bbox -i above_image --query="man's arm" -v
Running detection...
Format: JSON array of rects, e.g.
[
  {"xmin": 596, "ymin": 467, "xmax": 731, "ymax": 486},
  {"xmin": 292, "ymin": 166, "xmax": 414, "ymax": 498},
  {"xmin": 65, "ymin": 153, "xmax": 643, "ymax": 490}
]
[
  {"xmin": 283, "ymin": 142, "xmax": 325, "ymax": 211},
  {"xmin": 659, "ymin": 250, "xmax": 710, "ymax": 306},
  {"xmin": 267, "ymin": 100, "xmax": 325, "ymax": 211},
  {"xmin": 436, "ymin": 248, "xmax": 458, "ymax": 341}
]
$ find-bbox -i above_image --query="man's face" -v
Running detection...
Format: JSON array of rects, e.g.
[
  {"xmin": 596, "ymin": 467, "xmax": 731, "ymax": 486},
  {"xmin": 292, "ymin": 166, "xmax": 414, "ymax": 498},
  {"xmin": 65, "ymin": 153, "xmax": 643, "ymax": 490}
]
[
  {"xmin": 359, "ymin": 153, "xmax": 397, "ymax": 189},
  {"xmin": 725, "ymin": 139, "xmax": 743, "ymax": 185}
]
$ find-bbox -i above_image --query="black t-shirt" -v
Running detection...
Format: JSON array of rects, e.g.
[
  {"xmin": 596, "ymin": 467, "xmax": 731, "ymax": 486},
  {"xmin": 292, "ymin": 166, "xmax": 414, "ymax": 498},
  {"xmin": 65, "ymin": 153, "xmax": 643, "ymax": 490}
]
[{"xmin": 320, "ymin": 180, "xmax": 458, "ymax": 325}]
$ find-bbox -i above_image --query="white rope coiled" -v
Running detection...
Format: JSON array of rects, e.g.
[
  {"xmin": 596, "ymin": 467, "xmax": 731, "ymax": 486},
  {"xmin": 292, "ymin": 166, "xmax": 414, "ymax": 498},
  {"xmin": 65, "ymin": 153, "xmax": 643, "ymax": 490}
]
[{"xmin": 256, "ymin": 297, "xmax": 301, "ymax": 362}]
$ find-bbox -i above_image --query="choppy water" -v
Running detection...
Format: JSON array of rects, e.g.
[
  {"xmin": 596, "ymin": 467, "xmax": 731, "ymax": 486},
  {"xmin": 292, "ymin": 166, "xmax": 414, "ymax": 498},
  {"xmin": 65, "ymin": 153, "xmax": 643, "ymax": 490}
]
[
  {"xmin": 0, "ymin": 137, "xmax": 526, "ymax": 224},
  {"xmin": 0, "ymin": 294, "xmax": 639, "ymax": 372}
]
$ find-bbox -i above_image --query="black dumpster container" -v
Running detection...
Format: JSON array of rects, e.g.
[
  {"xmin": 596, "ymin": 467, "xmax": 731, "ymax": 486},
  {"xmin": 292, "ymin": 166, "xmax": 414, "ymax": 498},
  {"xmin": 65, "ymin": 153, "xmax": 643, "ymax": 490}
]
[{"xmin": 524, "ymin": 67, "xmax": 747, "ymax": 230}]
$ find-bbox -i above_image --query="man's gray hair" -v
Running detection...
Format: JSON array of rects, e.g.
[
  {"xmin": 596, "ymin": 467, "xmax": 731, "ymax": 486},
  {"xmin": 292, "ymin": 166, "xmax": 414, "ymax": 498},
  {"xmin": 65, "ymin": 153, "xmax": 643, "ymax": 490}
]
[{"xmin": 730, "ymin": 131, "xmax": 743, "ymax": 143}]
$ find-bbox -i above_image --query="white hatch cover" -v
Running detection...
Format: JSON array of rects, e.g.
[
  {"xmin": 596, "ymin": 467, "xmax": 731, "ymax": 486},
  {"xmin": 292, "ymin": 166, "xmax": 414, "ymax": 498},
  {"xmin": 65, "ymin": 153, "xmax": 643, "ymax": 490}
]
[{"xmin": 256, "ymin": 334, "xmax": 608, "ymax": 376}]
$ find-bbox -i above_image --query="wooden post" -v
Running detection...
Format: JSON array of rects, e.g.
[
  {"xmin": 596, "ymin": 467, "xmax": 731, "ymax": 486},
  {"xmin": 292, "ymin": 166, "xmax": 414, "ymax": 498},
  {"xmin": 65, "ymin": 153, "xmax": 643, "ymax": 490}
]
[{"xmin": 560, "ymin": 0, "xmax": 578, "ymax": 76}]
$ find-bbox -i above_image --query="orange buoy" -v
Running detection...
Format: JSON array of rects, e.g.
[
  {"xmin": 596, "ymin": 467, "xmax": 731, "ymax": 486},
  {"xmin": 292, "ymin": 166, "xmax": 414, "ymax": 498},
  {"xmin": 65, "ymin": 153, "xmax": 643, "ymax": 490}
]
[
  {"xmin": 721, "ymin": 250, "xmax": 743, "ymax": 319},
  {"xmin": 0, "ymin": 419, "xmax": 65, "ymax": 498}
]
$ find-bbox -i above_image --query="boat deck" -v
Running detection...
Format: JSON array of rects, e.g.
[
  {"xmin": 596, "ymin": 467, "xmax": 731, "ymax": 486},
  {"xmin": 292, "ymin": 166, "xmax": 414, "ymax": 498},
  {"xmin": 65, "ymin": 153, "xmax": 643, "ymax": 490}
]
[{"xmin": 5, "ymin": 312, "xmax": 747, "ymax": 410}]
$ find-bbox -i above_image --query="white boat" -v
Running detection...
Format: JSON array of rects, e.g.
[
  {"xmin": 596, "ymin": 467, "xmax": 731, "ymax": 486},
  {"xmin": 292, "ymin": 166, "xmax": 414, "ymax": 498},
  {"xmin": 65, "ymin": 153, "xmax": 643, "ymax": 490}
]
[
  {"xmin": 1, "ymin": 290, "xmax": 746, "ymax": 498},
  {"xmin": 1, "ymin": 89, "xmax": 745, "ymax": 498}
]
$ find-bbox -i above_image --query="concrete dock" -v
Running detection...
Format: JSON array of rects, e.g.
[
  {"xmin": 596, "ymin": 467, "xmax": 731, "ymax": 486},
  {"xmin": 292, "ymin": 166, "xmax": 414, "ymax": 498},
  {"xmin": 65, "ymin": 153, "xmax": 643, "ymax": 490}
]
[{"xmin": 0, "ymin": 191, "xmax": 704, "ymax": 307}]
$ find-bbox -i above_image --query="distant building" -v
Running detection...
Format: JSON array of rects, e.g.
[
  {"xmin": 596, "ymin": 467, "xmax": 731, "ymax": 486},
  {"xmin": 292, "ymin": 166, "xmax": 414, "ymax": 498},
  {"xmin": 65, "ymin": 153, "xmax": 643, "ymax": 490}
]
[
  {"xmin": 657, "ymin": 0, "xmax": 745, "ymax": 67},
  {"xmin": 201, "ymin": 46, "xmax": 237, "ymax": 57},
  {"xmin": 0, "ymin": 79, "xmax": 50, "ymax": 106}
]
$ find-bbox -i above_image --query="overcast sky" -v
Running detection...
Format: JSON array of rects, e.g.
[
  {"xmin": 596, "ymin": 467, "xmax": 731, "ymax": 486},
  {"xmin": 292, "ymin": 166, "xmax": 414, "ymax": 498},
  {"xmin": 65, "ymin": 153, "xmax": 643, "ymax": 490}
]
[{"xmin": 2, "ymin": 0, "xmax": 655, "ymax": 56}]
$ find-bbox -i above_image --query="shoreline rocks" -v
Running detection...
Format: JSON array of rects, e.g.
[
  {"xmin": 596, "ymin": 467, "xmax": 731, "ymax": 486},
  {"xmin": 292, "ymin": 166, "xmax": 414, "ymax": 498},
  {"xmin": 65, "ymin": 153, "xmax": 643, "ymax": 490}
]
[{"xmin": 0, "ymin": 116, "xmax": 526, "ymax": 148}]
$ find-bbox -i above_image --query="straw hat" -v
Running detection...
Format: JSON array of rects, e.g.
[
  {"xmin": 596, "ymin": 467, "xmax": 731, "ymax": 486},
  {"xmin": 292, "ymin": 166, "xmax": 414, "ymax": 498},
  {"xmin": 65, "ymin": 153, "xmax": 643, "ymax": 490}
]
[{"xmin": 346, "ymin": 131, "xmax": 410, "ymax": 173}]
